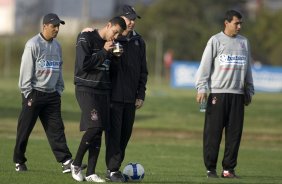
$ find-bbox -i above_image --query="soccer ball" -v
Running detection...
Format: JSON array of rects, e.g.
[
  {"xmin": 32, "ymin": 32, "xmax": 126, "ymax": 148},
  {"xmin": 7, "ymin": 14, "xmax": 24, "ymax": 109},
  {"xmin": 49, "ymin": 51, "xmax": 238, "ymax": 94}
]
[{"xmin": 122, "ymin": 163, "xmax": 145, "ymax": 182}]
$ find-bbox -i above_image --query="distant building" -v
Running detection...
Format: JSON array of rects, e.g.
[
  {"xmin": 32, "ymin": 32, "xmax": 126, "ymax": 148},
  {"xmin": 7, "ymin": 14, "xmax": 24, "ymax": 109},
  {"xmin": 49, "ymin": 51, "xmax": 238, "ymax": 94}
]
[
  {"xmin": 263, "ymin": 0, "xmax": 282, "ymax": 10},
  {"xmin": 246, "ymin": 0, "xmax": 282, "ymax": 20},
  {"xmin": 0, "ymin": 0, "xmax": 117, "ymax": 35},
  {"xmin": 0, "ymin": 0, "xmax": 16, "ymax": 35},
  {"xmin": 0, "ymin": 0, "xmax": 152, "ymax": 36}
]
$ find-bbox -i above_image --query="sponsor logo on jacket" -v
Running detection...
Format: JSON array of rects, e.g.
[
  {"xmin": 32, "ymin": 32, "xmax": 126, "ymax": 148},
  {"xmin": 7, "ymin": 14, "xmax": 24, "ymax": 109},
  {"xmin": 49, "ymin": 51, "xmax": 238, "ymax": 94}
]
[
  {"xmin": 219, "ymin": 54, "xmax": 247, "ymax": 66},
  {"xmin": 38, "ymin": 59, "xmax": 62, "ymax": 70}
]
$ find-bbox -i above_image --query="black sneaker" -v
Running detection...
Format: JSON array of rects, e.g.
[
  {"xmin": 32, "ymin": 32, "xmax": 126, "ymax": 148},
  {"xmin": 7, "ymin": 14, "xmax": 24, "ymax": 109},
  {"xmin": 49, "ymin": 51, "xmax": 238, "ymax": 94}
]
[
  {"xmin": 15, "ymin": 163, "xmax": 28, "ymax": 172},
  {"xmin": 62, "ymin": 159, "xmax": 87, "ymax": 174},
  {"xmin": 207, "ymin": 170, "xmax": 219, "ymax": 178},
  {"xmin": 106, "ymin": 170, "xmax": 125, "ymax": 182},
  {"xmin": 221, "ymin": 170, "xmax": 239, "ymax": 178}
]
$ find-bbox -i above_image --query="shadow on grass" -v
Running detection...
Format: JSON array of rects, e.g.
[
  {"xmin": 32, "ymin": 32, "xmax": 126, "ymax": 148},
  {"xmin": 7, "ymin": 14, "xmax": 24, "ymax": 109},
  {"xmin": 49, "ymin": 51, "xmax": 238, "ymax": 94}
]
[
  {"xmin": 0, "ymin": 106, "xmax": 81, "ymax": 123},
  {"xmin": 0, "ymin": 107, "xmax": 20, "ymax": 118},
  {"xmin": 0, "ymin": 106, "xmax": 156, "ymax": 123},
  {"xmin": 135, "ymin": 114, "xmax": 157, "ymax": 122}
]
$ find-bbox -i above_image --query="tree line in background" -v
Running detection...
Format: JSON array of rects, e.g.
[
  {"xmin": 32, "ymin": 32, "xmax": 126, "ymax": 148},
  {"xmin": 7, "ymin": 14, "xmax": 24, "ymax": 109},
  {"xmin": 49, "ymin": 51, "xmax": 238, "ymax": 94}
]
[
  {"xmin": 136, "ymin": 0, "xmax": 282, "ymax": 70},
  {"xmin": 1, "ymin": 0, "xmax": 282, "ymax": 78}
]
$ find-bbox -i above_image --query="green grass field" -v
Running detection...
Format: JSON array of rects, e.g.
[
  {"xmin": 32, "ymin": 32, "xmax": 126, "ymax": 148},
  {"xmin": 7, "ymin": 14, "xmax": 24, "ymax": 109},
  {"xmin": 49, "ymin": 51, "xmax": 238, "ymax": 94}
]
[{"xmin": 0, "ymin": 76, "xmax": 282, "ymax": 184}]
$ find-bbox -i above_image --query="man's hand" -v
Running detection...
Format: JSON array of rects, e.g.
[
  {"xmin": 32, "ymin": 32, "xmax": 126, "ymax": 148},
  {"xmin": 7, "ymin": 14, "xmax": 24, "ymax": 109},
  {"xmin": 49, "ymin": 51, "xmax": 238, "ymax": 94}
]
[
  {"xmin": 104, "ymin": 41, "xmax": 114, "ymax": 51},
  {"xmin": 196, "ymin": 93, "xmax": 207, "ymax": 103},
  {"xmin": 244, "ymin": 93, "xmax": 252, "ymax": 106},
  {"xmin": 135, "ymin": 99, "xmax": 144, "ymax": 109}
]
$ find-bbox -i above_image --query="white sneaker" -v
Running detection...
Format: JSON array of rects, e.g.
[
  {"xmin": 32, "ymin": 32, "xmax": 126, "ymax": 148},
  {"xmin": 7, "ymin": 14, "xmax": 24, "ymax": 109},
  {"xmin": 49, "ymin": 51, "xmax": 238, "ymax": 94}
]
[
  {"xmin": 85, "ymin": 174, "xmax": 105, "ymax": 182},
  {"xmin": 71, "ymin": 164, "xmax": 84, "ymax": 182}
]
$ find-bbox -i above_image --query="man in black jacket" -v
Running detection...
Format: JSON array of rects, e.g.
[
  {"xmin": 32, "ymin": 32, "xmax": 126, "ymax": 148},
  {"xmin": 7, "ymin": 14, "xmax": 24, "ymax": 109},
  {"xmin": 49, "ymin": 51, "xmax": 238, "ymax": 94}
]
[
  {"xmin": 71, "ymin": 16, "xmax": 126, "ymax": 182},
  {"xmin": 106, "ymin": 5, "xmax": 148, "ymax": 182}
]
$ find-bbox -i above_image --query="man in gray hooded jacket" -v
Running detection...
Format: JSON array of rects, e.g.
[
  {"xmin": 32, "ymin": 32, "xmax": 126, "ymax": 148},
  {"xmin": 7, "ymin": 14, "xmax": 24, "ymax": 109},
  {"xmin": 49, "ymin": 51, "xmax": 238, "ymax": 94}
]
[{"xmin": 195, "ymin": 10, "xmax": 254, "ymax": 179}]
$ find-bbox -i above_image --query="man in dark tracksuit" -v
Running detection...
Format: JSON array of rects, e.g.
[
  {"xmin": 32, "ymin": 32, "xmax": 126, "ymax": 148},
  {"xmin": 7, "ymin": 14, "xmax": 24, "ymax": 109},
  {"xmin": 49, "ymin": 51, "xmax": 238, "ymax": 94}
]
[
  {"xmin": 105, "ymin": 5, "xmax": 148, "ymax": 182},
  {"xmin": 71, "ymin": 17, "xmax": 126, "ymax": 182}
]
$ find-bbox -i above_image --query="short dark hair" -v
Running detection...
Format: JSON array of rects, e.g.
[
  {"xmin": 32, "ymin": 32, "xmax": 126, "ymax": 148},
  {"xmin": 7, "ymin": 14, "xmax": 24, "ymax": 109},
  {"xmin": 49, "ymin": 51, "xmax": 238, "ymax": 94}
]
[
  {"xmin": 109, "ymin": 16, "xmax": 127, "ymax": 31},
  {"xmin": 224, "ymin": 10, "xmax": 242, "ymax": 22}
]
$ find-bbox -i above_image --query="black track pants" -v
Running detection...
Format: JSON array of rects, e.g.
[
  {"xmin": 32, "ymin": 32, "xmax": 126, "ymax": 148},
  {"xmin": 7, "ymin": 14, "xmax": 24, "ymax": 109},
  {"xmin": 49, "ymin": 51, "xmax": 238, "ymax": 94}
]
[
  {"xmin": 106, "ymin": 102, "xmax": 136, "ymax": 171},
  {"xmin": 13, "ymin": 90, "xmax": 72, "ymax": 164},
  {"xmin": 203, "ymin": 93, "xmax": 244, "ymax": 171}
]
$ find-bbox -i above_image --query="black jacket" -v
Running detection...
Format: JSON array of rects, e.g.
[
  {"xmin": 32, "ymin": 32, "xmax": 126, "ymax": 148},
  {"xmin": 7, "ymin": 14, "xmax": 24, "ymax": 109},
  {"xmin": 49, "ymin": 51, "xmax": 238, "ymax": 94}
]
[
  {"xmin": 110, "ymin": 31, "xmax": 148, "ymax": 103},
  {"xmin": 74, "ymin": 30, "xmax": 113, "ymax": 93}
]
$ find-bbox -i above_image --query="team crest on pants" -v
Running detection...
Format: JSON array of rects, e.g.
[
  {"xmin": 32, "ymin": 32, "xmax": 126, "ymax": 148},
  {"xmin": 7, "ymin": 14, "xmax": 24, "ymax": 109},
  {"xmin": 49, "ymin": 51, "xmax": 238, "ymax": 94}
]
[
  {"xmin": 28, "ymin": 99, "xmax": 33, "ymax": 106},
  {"xmin": 212, "ymin": 97, "xmax": 217, "ymax": 104},
  {"xmin": 90, "ymin": 109, "xmax": 98, "ymax": 121}
]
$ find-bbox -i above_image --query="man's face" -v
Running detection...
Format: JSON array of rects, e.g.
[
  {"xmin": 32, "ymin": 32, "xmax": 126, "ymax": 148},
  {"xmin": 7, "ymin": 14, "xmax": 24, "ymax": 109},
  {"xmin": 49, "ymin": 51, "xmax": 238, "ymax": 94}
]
[
  {"xmin": 105, "ymin": 24, "xmax": 123, "ymax": 41},
  {"xmin": 122, "ymin": 16, "xmax": 136, "ymax": 32},
  {"xmin": 225, "ymin": 16, "xmax": 242, "ymax": 37},
  {"xmin": 43, "ymin": 23, "xmax": 60, "ymax": 39}
]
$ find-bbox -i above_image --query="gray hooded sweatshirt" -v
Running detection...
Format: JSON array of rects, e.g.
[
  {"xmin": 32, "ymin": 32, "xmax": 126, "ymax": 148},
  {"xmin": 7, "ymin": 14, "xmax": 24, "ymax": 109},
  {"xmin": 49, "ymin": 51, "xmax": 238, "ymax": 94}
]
[
  {"xmin": 19, "ymin": 33, "xmax": 64, "ymax": 98},
  {"xmin": 195, "ymin": 31, "xmax": 254, "ymax": 96}
]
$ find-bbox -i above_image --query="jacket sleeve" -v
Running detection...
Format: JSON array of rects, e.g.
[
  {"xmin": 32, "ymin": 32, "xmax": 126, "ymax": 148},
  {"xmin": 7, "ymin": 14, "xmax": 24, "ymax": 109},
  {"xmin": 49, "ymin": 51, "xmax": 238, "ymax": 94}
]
[
  {"xmin": 195, "ymin": 37, "xmax": 217, "ymax": 93},
  {"xmin": 76, "ymin": 33, "xmax": 110, "ymax": 72},
  {"xmin": 56, "ymin": 44, "xmax": 65, "ymax": 95},
  {"xmin": 136, "ymin": 39, "xmax": 148, "ymax": 100},
  {"xmin": 18, "ymin": 42, "xmax": 36, "ymax": 98}
]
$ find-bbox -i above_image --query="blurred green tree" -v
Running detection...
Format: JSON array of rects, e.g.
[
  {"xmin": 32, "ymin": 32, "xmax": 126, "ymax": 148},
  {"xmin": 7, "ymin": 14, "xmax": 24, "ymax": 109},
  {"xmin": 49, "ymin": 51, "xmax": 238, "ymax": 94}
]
[
  {"xmin": 2, "ymin": 0, "xmax": 282, "ymax": 79},
  {"xmin": 135, "ymin": 0, "xmax": 282, "ymax": 70},
  {"xmin": 245, "ymin": 9, "xmax": 282, "ymax": 66},
  {"xmin": 135, "ymin": 0, "xmax": 247, "ymax": 74}
]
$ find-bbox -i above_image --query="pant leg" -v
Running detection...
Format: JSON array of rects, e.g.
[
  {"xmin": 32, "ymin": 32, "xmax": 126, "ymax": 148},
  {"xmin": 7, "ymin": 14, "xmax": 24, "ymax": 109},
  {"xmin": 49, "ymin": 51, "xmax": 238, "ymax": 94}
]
[
  {"xmin": 119, "ymin": 103, "xmax": 136, "ymax": 163},
  {"xmin": 73, "ymin": 128, "xmax": 102, "ymax": 173},
  {"xmin": 39, "ymin": 91, "xmax": 72, "ymax": 163},
  {"xmin": 222, "ymin": 94, "xmax": 244, "ymax": 171},
  {"xmin": 203, "ymin": 93, "xmax": 226, "ymax": 171},
  {"xmin": 13, "ymin": 93, "xmax": 41, "ymax": 164},
  {"xmin": 86, "ymin": 135, "xmax": 102, "ymax": 176},
  {"xmin": 106, "ymin": 102, "xmax": 123, "ymax": 171}
]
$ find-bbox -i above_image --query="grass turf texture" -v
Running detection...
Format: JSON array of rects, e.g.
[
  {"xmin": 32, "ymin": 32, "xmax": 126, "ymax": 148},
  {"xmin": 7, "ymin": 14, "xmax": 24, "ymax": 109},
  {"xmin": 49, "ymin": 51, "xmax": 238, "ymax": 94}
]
[{"xmin": 0, "ymin": 77, "xmax": 282, "ymax": 184}]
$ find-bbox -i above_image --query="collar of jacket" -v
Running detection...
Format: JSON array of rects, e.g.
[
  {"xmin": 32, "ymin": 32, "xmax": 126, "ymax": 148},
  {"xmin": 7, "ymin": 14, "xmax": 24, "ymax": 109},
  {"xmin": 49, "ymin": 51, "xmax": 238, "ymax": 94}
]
[{"xmin": 117, "ymin": 30, "xmax": 140, "ymax": 42}]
